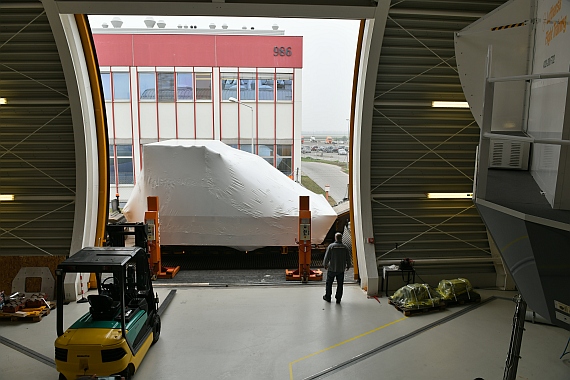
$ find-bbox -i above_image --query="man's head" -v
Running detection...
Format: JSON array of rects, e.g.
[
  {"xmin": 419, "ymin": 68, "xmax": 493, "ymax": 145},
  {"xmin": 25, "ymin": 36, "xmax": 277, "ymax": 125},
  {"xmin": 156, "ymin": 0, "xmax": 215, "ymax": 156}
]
[{"xmin": 335, "ymin": 232, "xmax": 343, "ymax": 243}]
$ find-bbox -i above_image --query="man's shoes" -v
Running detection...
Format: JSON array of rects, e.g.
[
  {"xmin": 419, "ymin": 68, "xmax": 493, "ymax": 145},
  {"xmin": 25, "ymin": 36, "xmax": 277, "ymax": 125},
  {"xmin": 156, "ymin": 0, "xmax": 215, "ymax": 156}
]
[
  {"xmin": 336, "ymin": 299, "xmax": 341, "ymax": 304},
  {"xmin": 323, "ymin": 296, "xmax": 331, "ymax": 302}
]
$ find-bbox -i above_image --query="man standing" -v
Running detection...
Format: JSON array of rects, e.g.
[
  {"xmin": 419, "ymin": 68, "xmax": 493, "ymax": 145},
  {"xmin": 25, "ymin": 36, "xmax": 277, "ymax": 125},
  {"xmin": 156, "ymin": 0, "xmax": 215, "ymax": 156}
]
[{"xmin": 323, "ymin": 232, "xmax": 352, "ymax": 304}]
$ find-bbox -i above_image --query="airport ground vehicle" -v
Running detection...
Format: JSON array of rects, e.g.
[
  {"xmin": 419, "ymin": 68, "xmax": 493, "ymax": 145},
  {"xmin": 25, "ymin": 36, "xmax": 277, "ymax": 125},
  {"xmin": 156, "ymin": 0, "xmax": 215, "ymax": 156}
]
[{"xmin": 55, "ymin": 247, "xmax": 161, "ymax": 380}]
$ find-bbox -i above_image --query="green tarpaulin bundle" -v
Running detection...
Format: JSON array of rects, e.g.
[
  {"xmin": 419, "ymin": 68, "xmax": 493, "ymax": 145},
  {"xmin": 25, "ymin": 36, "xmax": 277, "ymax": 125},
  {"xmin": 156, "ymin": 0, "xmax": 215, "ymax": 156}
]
[
  {"xmin": 436, "ymin": 278, "xmax": 479, "ymax": 302},
  {"xmin": 390, "ymin": 283, "xmax": 442, "ymax": 309}
]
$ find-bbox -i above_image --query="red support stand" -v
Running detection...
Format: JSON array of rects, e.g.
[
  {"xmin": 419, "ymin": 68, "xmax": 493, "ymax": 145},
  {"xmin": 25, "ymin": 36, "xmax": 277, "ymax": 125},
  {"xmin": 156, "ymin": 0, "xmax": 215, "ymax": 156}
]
[
  {"xmin": 145, "ymin": 196, "xmax": 180, "ymax": 279},
  {"xmin": 285, "ymin": 196, "xmax": 322, "ymax": 282}
]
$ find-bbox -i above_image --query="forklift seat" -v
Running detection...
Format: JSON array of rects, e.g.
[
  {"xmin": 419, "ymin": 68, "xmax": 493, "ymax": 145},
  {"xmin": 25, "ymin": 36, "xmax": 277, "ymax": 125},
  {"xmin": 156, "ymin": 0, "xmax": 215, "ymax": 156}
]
[
  {"xmin": 88, "ymin": 294, "xmax": 120, "ymax": 320},
  {"xmin": 128, "ymin": 297, "xmax": 148, "ymax": 315}
]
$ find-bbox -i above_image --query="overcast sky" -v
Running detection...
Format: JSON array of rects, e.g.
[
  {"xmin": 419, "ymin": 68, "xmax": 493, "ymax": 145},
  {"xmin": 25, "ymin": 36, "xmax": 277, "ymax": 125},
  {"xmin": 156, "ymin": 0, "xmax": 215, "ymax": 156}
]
[{"xmin": 88, "ymin": 15, "xmax": 360, "ymax": 136}]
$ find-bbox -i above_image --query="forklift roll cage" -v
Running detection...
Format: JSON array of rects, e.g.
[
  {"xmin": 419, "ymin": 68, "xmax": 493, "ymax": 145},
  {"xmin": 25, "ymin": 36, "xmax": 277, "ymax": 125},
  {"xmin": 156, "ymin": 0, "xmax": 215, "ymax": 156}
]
[{"xmin": 56, "ymin": 246, "xmax": 158, "ymax": 356}]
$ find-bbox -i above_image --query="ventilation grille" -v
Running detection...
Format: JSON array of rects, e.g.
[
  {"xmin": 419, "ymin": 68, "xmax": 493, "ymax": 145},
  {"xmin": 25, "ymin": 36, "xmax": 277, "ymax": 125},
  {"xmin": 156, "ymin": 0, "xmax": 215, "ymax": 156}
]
[
  {"xmin": 489, "ymin": 139, "xmax": 530, "ymax": 170},
  {"xmin": 55, "ymin": 347, "xmax": 68, "ymax": 362}
]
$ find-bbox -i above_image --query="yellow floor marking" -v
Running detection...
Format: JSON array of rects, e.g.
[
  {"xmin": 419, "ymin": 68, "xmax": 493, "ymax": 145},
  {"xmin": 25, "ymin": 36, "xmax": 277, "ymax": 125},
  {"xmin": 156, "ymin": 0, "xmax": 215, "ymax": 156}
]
[{"xmin": 288, "ymin": 316, "xmax": 407, "ymax": 379}]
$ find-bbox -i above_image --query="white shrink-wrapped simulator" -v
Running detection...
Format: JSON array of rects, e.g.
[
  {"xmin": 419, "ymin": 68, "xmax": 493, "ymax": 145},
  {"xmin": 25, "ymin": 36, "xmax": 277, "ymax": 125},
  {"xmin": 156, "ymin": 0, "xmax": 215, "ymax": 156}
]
[{"xmin": 123, "ymin": 140, "xmax": 337, "ymax": 251}]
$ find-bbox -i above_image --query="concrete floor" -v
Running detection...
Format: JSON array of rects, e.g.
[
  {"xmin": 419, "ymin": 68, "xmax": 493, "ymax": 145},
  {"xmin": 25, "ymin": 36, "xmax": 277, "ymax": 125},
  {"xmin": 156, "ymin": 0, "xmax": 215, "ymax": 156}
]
[{"xmin": 1, "ymin": 285, "xmax": 569, "ymax": 379}]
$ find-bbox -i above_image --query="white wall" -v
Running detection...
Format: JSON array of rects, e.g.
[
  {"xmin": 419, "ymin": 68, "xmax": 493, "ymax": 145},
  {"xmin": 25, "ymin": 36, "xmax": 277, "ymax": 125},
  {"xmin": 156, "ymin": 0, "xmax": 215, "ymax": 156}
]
[
  {"xmin": 139, "ymin": 104, "xmax": 158, "ymax": 140},
  {"xmin": 113, "ymin": 103, "xmax": 132, "ymax": 139},
  {"xmin": 276, "ymin": 103, "xmax": 293, "ymax": 139},
  {"xmin": 221, "ymin": 104, "xmax": 239, "ymax": 140},
  {"xmin": 158, "ymin": 103, "xmax": 177, "ymax": 139},
  {"xmin": 177, "ymin": 103, "xmax": 195, "ymax": 139},
  {"xmin": 196, "ymin": 102, "xmax": 214, "ymax": 139},
  {"xmin": 257, "ymin": 103, "xmax": 275, "ymax": 140}
]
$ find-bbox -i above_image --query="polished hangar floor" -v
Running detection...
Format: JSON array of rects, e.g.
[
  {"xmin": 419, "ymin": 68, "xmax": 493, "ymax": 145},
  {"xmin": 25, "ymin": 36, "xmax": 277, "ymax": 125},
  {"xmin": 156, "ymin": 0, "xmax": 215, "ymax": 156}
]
[{"xmin": 1, "ymin": 282, "xmax": 569, "ymax": 380}]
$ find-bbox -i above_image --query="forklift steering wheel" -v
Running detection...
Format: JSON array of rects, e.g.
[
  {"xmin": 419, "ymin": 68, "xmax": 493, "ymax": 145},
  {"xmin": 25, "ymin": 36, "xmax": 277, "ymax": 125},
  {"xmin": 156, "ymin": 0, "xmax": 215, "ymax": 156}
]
[{"xmin": 101, "ymin": 276, "xmax": 119, "ymax": 298}]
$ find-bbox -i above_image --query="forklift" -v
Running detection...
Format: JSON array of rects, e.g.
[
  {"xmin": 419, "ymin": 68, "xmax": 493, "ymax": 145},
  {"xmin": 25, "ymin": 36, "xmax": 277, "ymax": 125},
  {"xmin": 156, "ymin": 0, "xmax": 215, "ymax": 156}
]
[{"xmin": 55, "ymin": 247, "xmax": 161, "ymax": 380}]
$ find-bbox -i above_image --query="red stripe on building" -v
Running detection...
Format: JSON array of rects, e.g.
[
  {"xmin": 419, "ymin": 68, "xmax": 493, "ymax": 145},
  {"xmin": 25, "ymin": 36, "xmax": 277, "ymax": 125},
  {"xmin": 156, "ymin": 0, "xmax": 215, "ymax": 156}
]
[
  {"xmin": 134, "ymin": 35, "xmax": 217, "ymax": 67},
  {"xmin": 93, "ymin": 34, "xmax": 134, "ymax": 66},
  {"xmin": 215, "ymin": 36, "xmax": 302, "ymax": 68},
  {"xmin": 93, "ymin": 34, "xmax": 303, "ymax": 68}
]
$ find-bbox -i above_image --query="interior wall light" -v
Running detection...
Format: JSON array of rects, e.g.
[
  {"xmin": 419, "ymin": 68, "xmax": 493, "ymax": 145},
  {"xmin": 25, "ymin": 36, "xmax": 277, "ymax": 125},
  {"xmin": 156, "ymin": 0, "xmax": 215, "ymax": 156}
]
[
  {"xmin": 431, "ymin": 101, "xmax": 469, "ymax": 108},
  {"xmin": 0, "ymin": 98, "xmax": 7, "ymax": 105},
  {"xmin": 0, "ymin": 194, "xmax": 15, "ymax": 201},
  {"xmin": 427, "ymin": 193, "xmax": 473, "ymax": 199}
]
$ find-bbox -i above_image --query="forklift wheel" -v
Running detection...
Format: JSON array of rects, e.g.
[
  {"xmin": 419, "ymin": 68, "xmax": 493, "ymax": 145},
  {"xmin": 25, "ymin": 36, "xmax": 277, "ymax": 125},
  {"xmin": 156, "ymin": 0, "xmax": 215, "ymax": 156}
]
[
  {"xmin": 152, "ymin": 314, "xmax": 161, "ymax": 344},
  {"xmin": 117, "ymin": 363, "xmax": 134, "ymax": 380}
]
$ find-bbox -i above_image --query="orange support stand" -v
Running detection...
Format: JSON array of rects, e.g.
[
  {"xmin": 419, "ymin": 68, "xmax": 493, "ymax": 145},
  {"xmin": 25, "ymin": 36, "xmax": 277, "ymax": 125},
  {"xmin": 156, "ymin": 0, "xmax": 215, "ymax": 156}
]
[
  {"xmin": 285, "ymin": 196, "xmax": 323, "ymax": 282},
  {"xmin": 144, "ymin": 196, "xmax": 180, "ymax": 279}
]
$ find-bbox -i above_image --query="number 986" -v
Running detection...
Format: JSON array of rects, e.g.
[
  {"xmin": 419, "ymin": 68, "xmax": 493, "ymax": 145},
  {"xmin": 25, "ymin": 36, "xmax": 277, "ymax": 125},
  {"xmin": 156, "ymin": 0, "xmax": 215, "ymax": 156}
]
[{"xmin": 274, "ymin": 46, "xmax": 292, "ymax": 56}]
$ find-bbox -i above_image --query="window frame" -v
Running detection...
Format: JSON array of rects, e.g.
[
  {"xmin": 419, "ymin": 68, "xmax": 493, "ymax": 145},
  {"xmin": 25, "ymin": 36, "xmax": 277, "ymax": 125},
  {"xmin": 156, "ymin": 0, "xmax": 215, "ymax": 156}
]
[
  {"xmin": 110, "ymin": 144, "xmax": 134, "ymax": 185},
  {"xmin": 276, "ymin": 73, "xmax": 293, "ymax": 102},
  {"xmin": 138, "ymin": 72, "xmax": 156, "ymax": 101},
  {"xmin": 176, "ymin": 72, "xmax": 194, "ymax": 102},
  {"xmin": 112, "ymin": 72, "xmax": 131, "ymax": 101},
  {"xmin": 101, "ymin": 72, "xmax": 111, "ymax": 102},
  {"xmin": 257, "ymin": 74, "xmax": 275, "ymax": 102},
  {"xmin": 239, "ymin": 73, "xmax": 256, "ymax": 101},
  {"xmin": 220, "ymin": 73, "xmax": 238, "ymax": 101},
  {"xmin": 276, "ymin": 144, "xmax": 293, "ymax": 176},
  {"xmin": 195, "ymin": 72, "xmax": 212, "ymax": 101},
  {"xmin": 157, "ymin": 72, "xmax": 175, "ymax": 102}
]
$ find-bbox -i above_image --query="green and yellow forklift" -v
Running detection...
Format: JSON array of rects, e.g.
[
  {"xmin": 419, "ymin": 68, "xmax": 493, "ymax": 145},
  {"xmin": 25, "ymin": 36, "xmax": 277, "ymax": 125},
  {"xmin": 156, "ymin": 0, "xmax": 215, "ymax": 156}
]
[{"xmin": 55, "ymin": 247, "xmax": 161, "ymax": 379}]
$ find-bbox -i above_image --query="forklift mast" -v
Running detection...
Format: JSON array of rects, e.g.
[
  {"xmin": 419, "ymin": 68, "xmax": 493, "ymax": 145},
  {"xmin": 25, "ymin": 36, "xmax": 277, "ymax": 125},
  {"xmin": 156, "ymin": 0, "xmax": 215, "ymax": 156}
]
[{"xmin": 106, "ymin": 196, "xmax": 179, "ymax": 279}]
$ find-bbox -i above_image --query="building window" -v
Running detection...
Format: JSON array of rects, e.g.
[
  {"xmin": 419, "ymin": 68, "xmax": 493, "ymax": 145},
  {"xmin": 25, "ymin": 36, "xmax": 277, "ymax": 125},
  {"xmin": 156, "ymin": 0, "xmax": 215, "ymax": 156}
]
[
  {"xmin": 276, "ymin": 74, "xmax": 293, "ymax": 101},
  {"xmin": 177, "ymin": 73, "xmax": 193, "ymax": 100},
  {"xmin": 158, "ymin": 72, "xmax": 175, "ymax": 102},
  {"xmin": 195, "ymin": 73, "xmax": 212, "ymax": 100},
  {"xmin": 276, "ymin": 144, "xmax": 292, "ymax": 175},
  {"xmin": 221, "ymin": 74, "xmax": 238, "ymax": 101},
  {"xmin": 139, "ymin": 72, "xmax": 155, "ymax": 100},
  {"xmin": 258, "ymin": 74, "xmax": 274, "ymax": 101},
  {"xmin": 258, "ymin": 144, "xmax": 274, "ymax": 165},
  {"xmin": 240, "ymin": 144, "xmax": 255, "ymax": 154},
  {"xmin": 101, "ymin": 72, "xmax": 111, "ymax": 101},
  {"xmin": 113, "ymin": 72, "xmax": 130, "ymax": 100},
  {"xmin": 110, "ymin": 144, "xmax": 134, "ymax": 185},
  {"xmin": 240, "ymin": 73, "xmax": 256, "ymax": 101}
]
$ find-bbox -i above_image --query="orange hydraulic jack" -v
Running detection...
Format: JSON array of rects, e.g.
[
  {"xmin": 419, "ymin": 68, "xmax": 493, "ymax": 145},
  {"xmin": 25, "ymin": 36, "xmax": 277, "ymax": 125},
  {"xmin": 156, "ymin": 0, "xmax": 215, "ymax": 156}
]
[
  {"xmin": 285, "ymin": 196, "xmax": 323, "ymax": 282},
  {"xmin": 145, "ymin": 196, "xmax": 180, "ymax": 279}
]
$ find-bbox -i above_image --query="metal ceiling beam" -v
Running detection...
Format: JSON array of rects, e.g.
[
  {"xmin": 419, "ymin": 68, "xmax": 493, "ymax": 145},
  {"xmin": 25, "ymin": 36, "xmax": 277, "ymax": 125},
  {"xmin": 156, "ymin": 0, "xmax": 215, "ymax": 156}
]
[
  {"xmin": 52, "ymin": 0, "xmax": 378, "ymax": 19},
  {"xmin": 388, "ymin": 9, "xmax": 486, "ymax": 19},
  {"xmin": 0, "ymin": 2, "xmax": 44, "ymax": 8}
]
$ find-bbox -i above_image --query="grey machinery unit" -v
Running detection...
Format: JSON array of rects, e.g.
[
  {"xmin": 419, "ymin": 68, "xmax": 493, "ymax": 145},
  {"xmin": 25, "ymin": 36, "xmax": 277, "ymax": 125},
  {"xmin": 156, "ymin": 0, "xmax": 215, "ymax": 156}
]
[{"xmin": 455, "ymin": 0, "xmax": 570, "ymax": 333}]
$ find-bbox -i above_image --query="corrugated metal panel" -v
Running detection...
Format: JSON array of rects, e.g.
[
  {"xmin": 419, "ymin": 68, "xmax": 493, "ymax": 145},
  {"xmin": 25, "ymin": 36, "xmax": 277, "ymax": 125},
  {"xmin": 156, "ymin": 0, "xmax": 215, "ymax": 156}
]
[
  {"xmin": 371, "ymin": 0, "xmax": 506, "ymax": 279},
  {"xmin": 0, "ymin": 1, "xmax": 75, "ymax": 256}
]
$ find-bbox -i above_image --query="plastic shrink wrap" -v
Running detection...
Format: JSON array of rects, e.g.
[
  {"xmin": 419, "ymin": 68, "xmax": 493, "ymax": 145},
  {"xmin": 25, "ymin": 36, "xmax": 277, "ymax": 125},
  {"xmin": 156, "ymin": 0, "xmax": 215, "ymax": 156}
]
[
  {"xmin": 123, "ymin": 140, "xmax": 337, "ymax": 251},
  {"xmin": 390, "ymin": 283, "xmax": 442, "ymax": 309},
  {"xmin": 436, "ymin": 278, "xmax": 480, "ymax": 302}
]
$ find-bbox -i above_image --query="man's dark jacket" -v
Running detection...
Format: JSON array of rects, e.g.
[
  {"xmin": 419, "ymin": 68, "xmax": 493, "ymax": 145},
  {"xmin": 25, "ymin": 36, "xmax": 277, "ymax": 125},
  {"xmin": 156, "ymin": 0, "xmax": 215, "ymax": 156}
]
[{"xmin": 323, "ymin": 242, "xmax": 351, "ymax": 272}]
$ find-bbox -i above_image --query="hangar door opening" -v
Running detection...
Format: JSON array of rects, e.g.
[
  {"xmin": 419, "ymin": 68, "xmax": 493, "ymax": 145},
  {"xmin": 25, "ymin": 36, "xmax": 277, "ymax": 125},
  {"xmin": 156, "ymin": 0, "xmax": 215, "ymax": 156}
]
[{"xmin": 89, "ymin": 15, "xmax": 359, "ymax": 283}]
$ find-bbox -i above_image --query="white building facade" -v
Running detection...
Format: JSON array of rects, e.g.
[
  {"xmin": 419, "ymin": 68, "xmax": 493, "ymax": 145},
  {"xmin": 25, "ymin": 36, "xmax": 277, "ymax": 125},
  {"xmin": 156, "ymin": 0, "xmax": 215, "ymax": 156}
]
[{"xmin": 92, "ymin": 28, "xmax": 303, "ymax": 204}]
